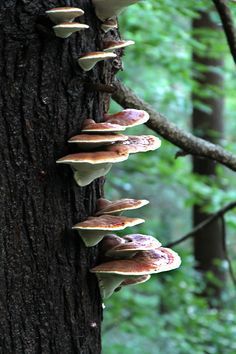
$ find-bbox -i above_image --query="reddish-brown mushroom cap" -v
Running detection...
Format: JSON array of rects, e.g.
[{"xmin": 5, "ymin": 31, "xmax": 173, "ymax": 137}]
[
  {"xmin": 68, "ymin": 133, "xmax": 128, "ymax": 150},
  {"xmin": 111, "ymin": 135, "xmax": 161, "ymax": 154},
  {"xmin": 81, "ymin": 119, "xmax": 126, "ymax": 133},
  {"xmin": 91, "ymin": 247, "xmax": 181, "ymax": 275},
  {"xmin": 120, "ymin": 274, "xmax": 151, "ymax": 287},
  {"xmin": 95, "ymin": 198, "xmax": 149, "ymax": 216},
  {"xmin": 103, "ymin": 40, "xmax": 135, "ymax": 52},
  {"xmin": 104, "ymin": 109, "xmax": 149, "ymax": 128},
  {"xmin": 105, "ymin": 234, "xmax": 162, "ymax": 258}
]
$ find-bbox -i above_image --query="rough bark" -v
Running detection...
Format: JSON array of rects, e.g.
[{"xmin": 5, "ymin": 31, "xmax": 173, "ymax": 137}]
[
  {"xmin": 0, "ymin": 1, "xmax": 118, "ymax": 353},
  {"xmin": 192, "ymin": 11, "xmax": 226, "ymax": 303}
]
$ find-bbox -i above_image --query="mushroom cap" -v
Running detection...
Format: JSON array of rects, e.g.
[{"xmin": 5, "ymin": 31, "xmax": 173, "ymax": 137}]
[
  {"xmin": 56, "ymin": 146, "xmax": 129, "ymax": 165},
  {"xmin": 68, "ymin": 133, "xmax": 128, "ymax": 150},
  {"xmin": 111, "ymin": 135, "xmax": 162, "ymax": 154},
  {"xmin": 121, "ymin": 274, "xmax": 151, "ymax": 287},
  {"xmin": 101, "ymin": 18, "xmax": 118, "ymax": 32},
  {"xmin": 81, "ymin": 119, "xmax": 126, "ymax": 133},
  {"xmin": 103, "ymin": 40, "xmax": 135, "ymax": 52},
  {"xmin": 104, "ymin": 109, "xmax": 149, "ymax": 128},
  {"xmin": 92, "ymin": 0, "xmax": 141, "ymax": 21},
  {"xmin": 53, "ymin": 22, "xmax": 89, "ymax": 38},
  {"xmin": 90, "ymin": 247, "xmax": 181, "ymax": 275},
  {"xmin": 46, "ymin": 7, "xmax": 84, "ymax": 24},
  {"xmin": 105, "ymin": 234, "xmax": 162, "ymax": 258},
  {"xmin": 72, "ymin": 215, "xmax": 145, "ymax": 232},
  {"xmin": 78, "ymin": 51, "xmax": 117, "ymax": 71},
  {"xmin": 96, "ymin": 198, "xmax": 149, "ymax": 216}
]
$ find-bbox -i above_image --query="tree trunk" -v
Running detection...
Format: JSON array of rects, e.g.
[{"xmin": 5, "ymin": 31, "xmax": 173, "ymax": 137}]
[
  {"xmin": 0, "ymin": 1, "xmax": 118, "ymax": 352},
  {"xmin": 192, "ymin": 10, "xmax": 226, "ymax": 303}
]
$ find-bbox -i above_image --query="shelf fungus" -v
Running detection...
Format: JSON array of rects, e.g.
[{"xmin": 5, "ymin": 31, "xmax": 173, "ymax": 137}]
[
  {"xmin": 104, "ymin": 109, "xmax": 149, "ymax": 128},
  {"xmin": 115, "ymin": 274, "xmax": 151, "ymax": 292},
  {"xmin": 111, "ymin": 135, "xmax": 162, "ymax": 154},
  {"xmin": 92, "ymin": 0, "xmax": 141, "ymax": 21},
  {"xmin": 56, "ymin": 146, "xmax": 130, "ymax": 187},
  {"xmin": 78, "ymin": 52, "xmax": 117, "ymax": 71},
  {"xmin": 46, "ymin": 7, "xmax": 85, "ymax": 24},
  {"xmin": 101, "ymin": 18, "xmax": 118, "ymax": 33},
  {"xmin": 81, "ymin": 119, "xmax": 126, "ymax": 133},
  {"xmin": 104, "ymin": 234, "xmax": 162, "ymax": 259},
  {"xmin": 53, "ymin": 22, "xmax": 89, "ymax": 38},
  {"xmin": 90, "ymin": 247, "xmax": 181, "ymax": 298},
  {"xmin": 103, "ymin": 40, "xmax": 135, "ymax": 52},
  {"xmin": 68, "ymin": 133, "xmax": 128, "ymax": 150},
  {"xmin": 72, "ymin": 215, "xmax": 145, "ymax": 247},
  {"xmin": 95, "ymin": 198, "xmax": 149, "ymax": 216}
]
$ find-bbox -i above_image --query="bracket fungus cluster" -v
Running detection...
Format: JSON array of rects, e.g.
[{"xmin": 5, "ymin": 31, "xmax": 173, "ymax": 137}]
[
  {"xmin": 52, "ymin": 1, "xmax": 181, "ymax": 302},
  {"xmin": 46, "ymin": 7, "xmax": 89, "ymax": 38},
  {"xmin": 57, "ymin": 109, "xmax": 161, "ymax": 187}
]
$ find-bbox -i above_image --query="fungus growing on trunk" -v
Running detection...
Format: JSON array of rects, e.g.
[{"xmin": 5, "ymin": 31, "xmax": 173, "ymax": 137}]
[
  {"xmin": 78, "ymin": 52, "xmax": 117, "ymax": 71},
  {"xmin": 90, "ymin": 247, "xmax": 181, "ymax": 298},
  {"xmin": 56, "ymin": 147, "xmax": 130, "ymax": 187},
  {"xmin": 81, "ymin": 119, "xmax": 126, "ymax": 133},
  {"xmin": 46, "ymin": 7, "xmax": 85, "ymax": 24},
  {"xmin": 68, "ymin": 133, "xmax": 128, "ymax": 150},
  {"xmin": 101, "ymin": 18, "xmax": 118, "ymax": 32},
  {"xmin": 103, "ymin": 40, "xmax": 135, "ymax": 52},
  {"xmin": 95, "ymin": 198, "xmax": 149, "ymax": 216},
  {"xmin": 104, "ymin": 109, "xmax": 149, "ymax": 128},
  {"xmin": 72, "ymin": 215, "xmax": 145, "ymax": 247},
  {"xmin": 111, "ymin": 135, "xmax": 162, "ymax": 154},
  {"xmin": 92, "ymin": 0, "xmax": 141, "ymax": 21},
  {"xmin": 115, "ymin": 274, "xmax": 151, "ymax": 292},
  {"xmin": 53, "ymin": 22, "xmax": 89, "ymax": 38}
]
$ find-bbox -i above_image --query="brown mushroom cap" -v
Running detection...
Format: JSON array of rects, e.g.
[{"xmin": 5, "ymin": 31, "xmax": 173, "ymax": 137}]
[
  {"xmin": 110, "ymin": 135, "xmax": 161, "ymax": 154},
  {"xmin": 101, "ymin": 18, "xmax": 118, "ymax": 32},
  {"xmin": 103, "ymin": 40, "xmax": 135, "ymax": 52},
  {"xmin": 91, "ymin": 247, "xmax": 181, "ymax": 275},
  {"xmin": 120, "ymin": 274, "xmax": 151, "ymax": 287},
  {"xmin": 105, "ymin": 234, "xmax": 162, "ymax": 258},
  {"xmin": 73, "ymin": 215, "xmax": 145, "ymax": 232},
  {"xmin": 46, "ymin": 7, "xmax": 84, "ymax": 24},
  {"xmin": 53, "ymin": 22, "xmax": 89, "ymax": 38},
  {"xmin": 92, "ymin": 0, "xmax": 141, "ymax": 21},
  {"xmin": 68, "ymin": 133, "xmax": 128, "ymax": 150},
  {"xmin": 104, "ymin": 109, "xmax": 149, "ymax": 128},
  {"xmin": 96, "ymin": 198, "xmax": 149, "ymax": 216},
  {"xmin": 78, "ymin": 52, "xmax": 116, "ymax": 71},
  {"xmin": 81, "ymin": 119, "xmax": 126, "ymax": 133}
]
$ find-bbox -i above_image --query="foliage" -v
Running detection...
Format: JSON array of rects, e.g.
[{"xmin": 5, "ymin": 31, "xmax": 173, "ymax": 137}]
[{"xmin": 102, "ymin": 0, "xmax": 236, "ymax": 353}]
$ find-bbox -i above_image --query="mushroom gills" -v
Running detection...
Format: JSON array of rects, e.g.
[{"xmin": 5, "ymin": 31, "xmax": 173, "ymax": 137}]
[
  {"xmin": 76, "ymin": 229, "xmax": 109, "ymax": 247},
  {"xmin": 72, "ymin": 162, "xmax": 113, "ymax": 187},
  {"xmin": 96, "ymin": 274, "xmax": 128, "ymax": 299}
]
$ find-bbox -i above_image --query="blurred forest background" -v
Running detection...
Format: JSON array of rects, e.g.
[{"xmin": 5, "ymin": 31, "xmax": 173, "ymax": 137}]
[{"xmin": 102, "ymin": 0, "xmax": 236, "ymax": 353}]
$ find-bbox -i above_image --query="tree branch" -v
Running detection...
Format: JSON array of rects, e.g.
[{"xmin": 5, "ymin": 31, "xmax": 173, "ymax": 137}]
[
  {"xmin": 212, "ymin": 0, "xmax": 236, "ymax": 64},
  {"xmin": 165, "ymin": 201, "xmax": 236, "ymax": 248},
  {"xmin": 112, "ymin": 79, "xmax": 236, "ymax": 172}
]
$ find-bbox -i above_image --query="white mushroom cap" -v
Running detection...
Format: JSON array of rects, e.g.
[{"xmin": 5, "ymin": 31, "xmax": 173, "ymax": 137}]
[
  {"xmin": 46, "ymin": 7, "xmax": 84, "ymax": 24},
  {"xmin": 53, "ymin": 22, "xmax": 89, "ymax": 38},
  {"xmin": 78, "ymin": 52, "xmax": 117, "ymax": 71},
  {"xmin": 92, "ymin": 0, "xmax": 141, "ymax": 21},
  {"xmin": 103, "ymin": 40, "xmax": 135, "ymax": 52}
]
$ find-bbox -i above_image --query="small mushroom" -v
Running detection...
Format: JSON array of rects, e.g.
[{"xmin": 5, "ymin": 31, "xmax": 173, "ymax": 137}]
[
  {"xmin": 78, "ymin": 52, "xmax": 117, "ymax": 71},
  {"xmin": 90, "ymin": 247, "xmax": 181, "ymax": 298},
  {"xmin": 81, "ymin": 119, "xmax": 126, "ymax": 133},
  {"xmin": 56, "ymin": 146, "xmax": 130, "ymax": 187},
  {"xmin": 103, "ymin": 40, "xmax": 135, "ymax": 52},
  {"xmin": 110, "ymin": 135, "xmax": 162, "ymax": 154},
  {"xmin": 53, "ymin": 22, "xmax": 89, "ymax": 38},
  {"xmin": 104, "ymin": 109, "xmax": 149, "ymax": 128},
  {"xmin": 101, "ymin": 18, "xmax": 118, "ymax": 33},
  {"xmin": 92, "ymin": 0, "xmax": 141, "ymax": 21},
  {"xmin": 72, "ymin": 215, "xmax": 145, "ymax": 247},
  {"xmin": 46, "ymin": 7, "xmax": 85, "ymax": 24},
  {"xmin": 95, "ymin": 198, "xmax": 149, "ymax": 216},
  {"xmin": 68, "ymin": 133, "xmax": 128, "ymax": 150},
  {"xmin": 105, "ymin": 234, "xmax": 162, "ymax": 259}
]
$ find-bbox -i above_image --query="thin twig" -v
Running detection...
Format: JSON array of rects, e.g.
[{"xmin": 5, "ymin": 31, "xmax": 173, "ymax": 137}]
[{"xmin": 165, "ymin": 201, "xmax": 236, "ymax": 248}]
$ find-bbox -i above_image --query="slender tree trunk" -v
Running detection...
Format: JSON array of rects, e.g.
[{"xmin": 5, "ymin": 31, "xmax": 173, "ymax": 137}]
[
  {"xmin": 0, "ymin": 1, "xmax": 118, "ymax": 352},
  {"xmin": 192, "ymin": 11, "xmax": 226, "ymax": 303}
]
